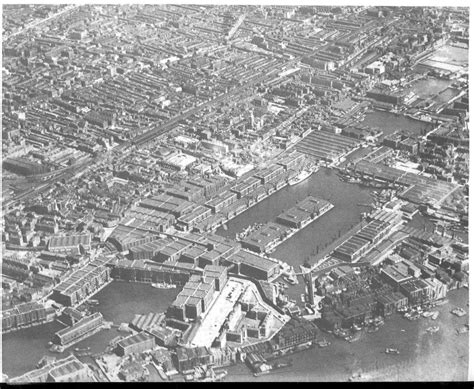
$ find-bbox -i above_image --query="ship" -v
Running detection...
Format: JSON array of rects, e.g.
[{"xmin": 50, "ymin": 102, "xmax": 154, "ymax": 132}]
[
  {"xmin": 385, "ymin": 347, "xmax": 400, "ymax": 355},
  {"xmin": 431, "ymin": 311, "xmax": 439, "ymax": 320},
  {"xmin": 151, "ymin": 283, "xmax": 176, "ymax": 289},
  {"xmin": 283, "ymin": 274, "xmax": 298, "ymax": 285},
  {"xmin": 87, "ymin": 299, "xmax": 99, "ymax": 306},
  {"xmin": 456, "ymin": 325, "xmax": 469, "ymax": 335},
  {"xmin": 288, "ymin": 169, "xmax": 313, "ymax": 186}
]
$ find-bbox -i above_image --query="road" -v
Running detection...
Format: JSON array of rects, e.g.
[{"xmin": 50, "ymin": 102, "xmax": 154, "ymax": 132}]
[
  {"xmin": 3, "ymin": 58, "xmax": 298, "ymax": 211},
  {"xmin": 3, "ymin": 5, "xmax": 82, "ymax": 42}
]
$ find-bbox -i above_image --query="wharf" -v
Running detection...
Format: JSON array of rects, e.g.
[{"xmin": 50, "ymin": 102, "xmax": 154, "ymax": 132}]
[
  {"xmin": 270, "ymin": 203, "xmax": 335, "ymax": 251},
  {"xmin": 54, "ymin": 324, "xmax": 107, "ymax": 353}
]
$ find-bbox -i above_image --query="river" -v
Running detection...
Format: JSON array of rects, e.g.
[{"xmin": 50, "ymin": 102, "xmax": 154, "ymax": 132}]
[
  {"xmin": 3, "ymin": 168, "xmax": 468, "ymax": 381},
  {"xmin": 224, "ymin": 288, "xmax": 469, "ymax": 382}
]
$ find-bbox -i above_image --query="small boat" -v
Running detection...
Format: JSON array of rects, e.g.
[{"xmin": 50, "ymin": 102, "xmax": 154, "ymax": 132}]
[
  {"xmin": 318, "ymin": 339, "xmax": 331, "ymax": 348},
  {"xmin": 456, "ymin": 325, "xmax": 469, "ymax": 335},
  {"xmin": 426, "ymin": 326, "xmax": 440, "ymax": 334},
  {"xmin": 284, "ymin": 275, "xmax": 297, "ymax": 285},
  {"xmin": 49, "ymin": 344, "xmax": 63, "ymax": 353},
  {"xmin": 74, "ymin": 346, "xmax": 91, "ymax": 352},
  {"xmin": 87, "ymin": 299, "xmax": 99, "ymax": 306},
  {"xmin": 374, "ymin": 317, "xmax": 385, "ymax": 327},
  {"xmin": 451, "ymin": 307, "xmax": 467, "ymax": 317},
  {"xmin": 37, "ymin": 356, "xmax": 56, "ymax": 369},
  {"xmin": 272, "ymin": 359, "xmax": 293, "ymax": 371},
  {"xmin": 385, "ymin": 347, "xmax": 400, "ymax": 355},
  {"xmin": 367, "ymin": 325, "xmax": 379, "ymax": 333},
  {"xmin": 151, "ymin": 282, "xmax": 176, "ymax": 289},
  {"xmin": 434, "ymin": 299, "xmax": 448, "ymax": 306}
]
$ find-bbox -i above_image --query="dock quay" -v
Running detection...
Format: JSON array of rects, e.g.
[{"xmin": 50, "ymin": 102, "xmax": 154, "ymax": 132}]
[
  {"xmin": 52, "ymin": 312, "xmax": 106, "ymax": 352},
  {"xmin": 239, "ymin": 196, "xmax": 334, "ymax": 254}
]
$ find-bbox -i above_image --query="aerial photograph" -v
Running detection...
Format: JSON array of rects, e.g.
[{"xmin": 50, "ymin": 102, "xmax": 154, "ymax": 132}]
[{"xmin": 1, "ymin": 3, "xmax": 470, "ymax": 383}]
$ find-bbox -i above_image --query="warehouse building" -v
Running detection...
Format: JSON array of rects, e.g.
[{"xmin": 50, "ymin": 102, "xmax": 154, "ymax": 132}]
[
  {"xmin": 51, "ymin": 258, "xmax": 112, "ymax": 307},
  {"xmin": 276, "ymin": 150, "xmax": 306, "ymax": 171},
  {"xmin": 253, "ymin": 164, "xmax": 285, "ymax": 184},
  {"xmin": 167, "ymin": 274, "xmax": 216, "ymax": 321},
  {"xmin": 48, "ymin": 233, "xmax": 91, "ymax": 255},
  {"xmin": 110, "ymin": 259, "xmax": 196, "ymax": 286},
  {"xmin": 53, "ymin": 312, "xmax": 104, "ymax": 347},
  {"xmin": 355, "ymin": 219, "xmax": 392, "ymax": 244},
  {"xmin": 1, "ymin": 301, "xmax": 50, "ymax": 334},
  {"xmin": 116, "ymin": 332, "xmax": 156, "ymax": 357},
  {"xmin": 174, "ymin": 346, "xmax": 212, "ymax": 373},
  {"xmin": 276, "ymin": 196, "xmax": 333, "ymax": 228},
  {"xmin": 205, "ymin": 190, "xmax": 237, "ymax": 213},
  {"xmin": 333, "ymin": 235, "xmax": 371, "ymax": 263},
  {"xmin": 4, "ymin": 157, "xmax": 51, "ymax": 176},
  {"xmin": 223, "ymin": 250, "xmax": 279, "ymax": 280},
  {"xmin": 230, "ymin": 177, "xmax": 261, "ymax": 199},
  {"xmin": 240, "ymin": 223, "xmax": 288, "ymax": 253},
  {"xmin": 9, "ymin": 355, "xmax": 91, "ymax": 383}
]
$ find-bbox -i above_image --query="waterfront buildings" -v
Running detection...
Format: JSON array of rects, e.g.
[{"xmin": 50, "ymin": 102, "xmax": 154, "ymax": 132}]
[
  {"xmin": 8, "ymin": 355, "xmax": 93, "ymax": 383},
  {"xmin": 2, "ymin": 4, "xmax": 469, "ymax": 383},
  {"xmin": 53, "ymin": 312, "xmax": 104, "ymax": 348},
  {"xmin": 115, "ymin": 331, "xmax": 156, "ymax": 357}
]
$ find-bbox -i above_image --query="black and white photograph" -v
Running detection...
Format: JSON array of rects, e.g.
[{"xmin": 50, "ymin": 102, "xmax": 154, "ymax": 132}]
[{"xmin": 1, "ymin": 1, "xmax": 470, "ymax": 382}]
